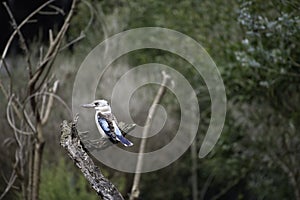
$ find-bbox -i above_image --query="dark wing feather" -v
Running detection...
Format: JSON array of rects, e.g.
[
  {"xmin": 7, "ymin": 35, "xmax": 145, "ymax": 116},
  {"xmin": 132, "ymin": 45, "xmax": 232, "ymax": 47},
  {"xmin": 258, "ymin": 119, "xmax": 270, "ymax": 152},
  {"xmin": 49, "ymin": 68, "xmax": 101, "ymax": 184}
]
[{"xmin": 97, "ymin": 114, "xmax": 117, "ymax": 142}]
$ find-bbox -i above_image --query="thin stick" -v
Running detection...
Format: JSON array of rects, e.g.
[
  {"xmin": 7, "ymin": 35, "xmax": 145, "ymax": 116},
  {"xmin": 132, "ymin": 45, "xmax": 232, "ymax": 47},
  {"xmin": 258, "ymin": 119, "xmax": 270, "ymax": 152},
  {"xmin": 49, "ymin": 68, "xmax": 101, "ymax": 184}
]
[
  {"xmin": 6, "ymin": 95, "xmax": 34, "ymax": 135},
  {"xmin": 0, "ymin": 173, "xmax": 17, "ymax": 200},
  {"xmin": 29, "ymin": 0, "xmax": 77, "ymax": 92},
  {"xmin": 3, "ymin": 2, "xmax": 33, "ymax": 75},
  {"xmin": 59, "ymin": 31, "xmax": 85, "ymax": 52},
  {"xmin": 130, "ymin": 71, "xmax": 171, "ymax": 200},
  {"xmin": 41, "ymin": 80, "xmax": 59, "ymax": 124},
  {"xmin": 2, "ymin": 59, "xmax": 12, "ymax": 95},
  {"xmin": 0, "ymin": 78, "xmax": 36, "ymax": 132},
  {"xmin": 0, "ymin": 0, "xmax": 55, "ymax": 72},
  {"xmin": 191, "ymin": 140, "xmax": 198, "ymax": 200},
  {"xmin": 59, "ymin": 0, "xmax": 94, "ymax": 52},
  {"xmin": 48, "ymin": 4, "xmax": 65, "ymax": 15},
  {"xmin": 22, "ymin": 91, "xmax": 73, "ymax": 121}
]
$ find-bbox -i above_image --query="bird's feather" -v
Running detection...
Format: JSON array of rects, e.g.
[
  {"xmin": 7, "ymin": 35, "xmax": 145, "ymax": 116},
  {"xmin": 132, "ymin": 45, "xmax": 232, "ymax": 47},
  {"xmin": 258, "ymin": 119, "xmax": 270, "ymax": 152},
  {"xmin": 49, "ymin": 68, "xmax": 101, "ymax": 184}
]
[
  {"xmin": 113, "ymin": 121, "xmax": 133, "ymax": 146},
  {"xmin": 97, "ymin": 115, "xmax": 117, "ymax": 142},
  {"xmin": 97, "ymin": 113, "xmax": 133, "ymax": 146}
]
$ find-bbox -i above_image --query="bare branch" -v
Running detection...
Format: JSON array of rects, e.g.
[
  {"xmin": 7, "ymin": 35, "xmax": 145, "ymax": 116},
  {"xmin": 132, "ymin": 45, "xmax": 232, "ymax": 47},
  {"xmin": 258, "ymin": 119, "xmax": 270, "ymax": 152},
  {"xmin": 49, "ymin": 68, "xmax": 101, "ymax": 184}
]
[
  {"xmin": 3, "ymin": 2, "xmax": 33, "ymax": 76},
  {"xmin": 48, "ymin": 4, "xmax": 66, "ymax": 15},
  {"xmin": 39, "ymin": 84, "xmax": 48, "ymax": 120},
  {"xmin": 211, "ymin": 172, "xmax": 246, "ymax": 200},
  {"xmin": 60, "ymin": 118, "xmax": 124, "ymax": 200},
  {"xmin": 0, "ymin": 172, "xmax": 17, "ymax": 200},
  {"xmin": 0, "ymin": 0, "xmax": 55, "ymax": 72},
  {"xmin": 6, "ymin": 86, "xmax": 72, "ymax": 136},
  {"xmin": 0, "ymin": 79, "xmax": 9, "ymax": 101},
  {"xmin": 41, "ymin": 80, "xmax": 59, "ymax": 124},
  {"xmin": 130, "ymin": 70, "xmax": 171, "ymax": 200},
  {"xmin": 49, "ymin": 29, "xmax": 54, "ymax": 45},
  {"xmin": 0, "ymin": 62, "xmax": 26, "ymax": 122},
  {"xmin": 38, "ymin": 11, "xmax": 60, "ymax": 15},
  {"xmin": 95, "ymin": 2, "xmax": 109, "ymax": 56},
  {"xmin": 200, "ymin": 172, "xmax": 214, "ymax": 200},
  {"xmin": 29, "ymin": 0, "xmax": 78, "ymax": 92},
  {"xmin": 23, "ymin": 91, "xmax": 73, "ymax": 123},
  {"xmin": 2, "ymin": 59, "xmax": 13, "ymax": 95},
  {"xmin": 191, "ymin": 140, "xmax": 198, "ymax": 200},
  {"xmin": 0, "ymin": 77, "xmax": 36, "ymax": 133},
  {"xmin": 59, "ymin": 0, "xmax": 95, "ymax": 52},
  {"xmin": 6, "ymin": 95, "xmax": 34, "ymax": 135},
  {"xmin": 59, "ymin": 31, "xmax": 85, "ymax": 52},
  {"xmin": 0, "ymin": 108, "xmax": 22, "ymax": 199},
  {"xmin": 82, "ymin": 0, "xmax": 95, "ymax": 33}
]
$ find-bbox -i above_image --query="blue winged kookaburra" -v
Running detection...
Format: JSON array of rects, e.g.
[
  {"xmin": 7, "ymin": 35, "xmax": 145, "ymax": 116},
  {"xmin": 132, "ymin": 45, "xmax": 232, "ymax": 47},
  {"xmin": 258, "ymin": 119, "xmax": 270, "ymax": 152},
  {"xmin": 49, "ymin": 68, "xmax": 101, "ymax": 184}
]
[{"xmin": 81, "ymin": 99, "xmax": 133, "ymax": 147}]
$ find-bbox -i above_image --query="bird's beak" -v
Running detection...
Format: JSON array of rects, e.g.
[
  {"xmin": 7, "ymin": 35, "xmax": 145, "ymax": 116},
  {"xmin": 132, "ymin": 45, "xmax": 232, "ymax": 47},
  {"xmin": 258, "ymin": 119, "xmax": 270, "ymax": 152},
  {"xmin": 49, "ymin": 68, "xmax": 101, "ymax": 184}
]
[{"xmin": 81, "ymin": 103, "xmax": 95, "ymax": 108}]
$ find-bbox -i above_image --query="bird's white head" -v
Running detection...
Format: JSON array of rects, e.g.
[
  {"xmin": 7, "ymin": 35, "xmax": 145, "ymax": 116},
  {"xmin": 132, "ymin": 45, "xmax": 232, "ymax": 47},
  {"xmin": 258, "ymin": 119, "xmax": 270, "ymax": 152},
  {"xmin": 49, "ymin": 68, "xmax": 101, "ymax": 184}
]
[{"xmin": 81, "ymin": 99, "xmax": 111, "ymax": 114}]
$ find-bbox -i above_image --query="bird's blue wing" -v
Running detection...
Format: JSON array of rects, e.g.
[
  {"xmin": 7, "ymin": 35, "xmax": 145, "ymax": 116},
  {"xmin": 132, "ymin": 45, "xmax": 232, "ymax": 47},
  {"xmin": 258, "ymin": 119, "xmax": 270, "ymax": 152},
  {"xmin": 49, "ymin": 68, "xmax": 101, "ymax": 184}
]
[
  {"xmin": 97, "ymin": 115, "xmax": 133, "ymax": 146},
  {"xmin": 114, "ymin": 125, "xmax": 123, "ymax": 136},
  {"xmin": 113, "ymin": 123, "xmax": 133, "ymax": 147},
  {"xmin": 97, "ymin": 117, "xmax": 116, "ymax": 140},
  {"xmin": 98, "ymin": 118, "xmax": 110, "ymax": 133}
]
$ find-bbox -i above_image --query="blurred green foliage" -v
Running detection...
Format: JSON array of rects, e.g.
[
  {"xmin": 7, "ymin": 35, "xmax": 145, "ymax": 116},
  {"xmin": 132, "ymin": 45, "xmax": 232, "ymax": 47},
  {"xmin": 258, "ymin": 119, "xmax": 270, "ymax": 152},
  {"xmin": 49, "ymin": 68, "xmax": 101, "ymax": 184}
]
[{"xmin": 39, "ymin": 159, "xmax": 98, "ymax": 200}]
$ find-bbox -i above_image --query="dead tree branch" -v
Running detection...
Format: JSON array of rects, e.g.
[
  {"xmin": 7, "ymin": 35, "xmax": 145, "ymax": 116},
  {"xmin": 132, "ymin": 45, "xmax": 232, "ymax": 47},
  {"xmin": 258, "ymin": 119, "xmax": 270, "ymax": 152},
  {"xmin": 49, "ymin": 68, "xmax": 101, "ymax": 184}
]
[{"xmin": 60, "ymin": 116, "xmax": 124, "ymax": 200}]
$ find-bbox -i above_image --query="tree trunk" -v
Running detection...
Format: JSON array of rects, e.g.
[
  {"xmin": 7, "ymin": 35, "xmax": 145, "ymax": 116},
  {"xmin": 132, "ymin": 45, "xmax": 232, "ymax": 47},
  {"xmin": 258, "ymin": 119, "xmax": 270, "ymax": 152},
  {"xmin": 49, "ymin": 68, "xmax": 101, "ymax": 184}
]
[{"xmin": 31, "ymin": 123, "xmax": 45, "ymax": 200}]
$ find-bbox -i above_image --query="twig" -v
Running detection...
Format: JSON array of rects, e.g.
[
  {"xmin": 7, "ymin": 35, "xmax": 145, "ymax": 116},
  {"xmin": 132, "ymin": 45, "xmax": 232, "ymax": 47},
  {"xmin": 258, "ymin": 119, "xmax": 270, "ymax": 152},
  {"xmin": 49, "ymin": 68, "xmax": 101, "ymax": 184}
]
[
  {"xmin": 22, "ymin": 91, "xmax": 72, "ymax": 121},
  {"xmin": 82, "ymin": 0, "xmax": 95, "ymax": 33},
  {"xmin": 60, "ymin": 117, "xmax": 124, "ymax": 200},
  {"xmin": 49, "ymin": 29, "xmax": 54, "ymax": 45},
  {"xmin": 3, "ymin": 2, "xmax": 33, "ymax": 76},
  {"xmin": 0, "ymin": 103, "xmax": 22, "ymax": 200},
  {"xmin": 2, "ymin": 59, "xmax": 12, "ymax": 96},
  {"xmin": 0, "ymin": 0, "xmax": 55, "ymax": 72},
  {"xmin": 130, "ymin": 71, "xmax": 171, "ymax": 200},
  {"xmin": 0, "ymin": 63, "xmax": 25, "ymax": 122},
  {"xmin": 38, "ymin": 11, "xmax": 61, "ymax": 15},
  {"xmin": 95, "ymin": 2, "xmax": 109, "ymax": 56},
  {"xmin": 40, "ymin": 84, "xmax": 48, "ymax": 120},
  {"xmin": 1, "ymin": 78, "xmax": 36, "ymax": 133},
  {"xmin": 210, "ymin": 171, "xmax": 247, "ymax": 200},
  {"xmin": 59, "ymin": 0, "xmax": 95, "ymax": 51},
  {"xmin": 200, "ymin": 172, "xmax": 214, "ymax": 200},
  {"xmin": 0, "ymin": 172, "xmax": 17, "ymax": 200},
  {"xmin": 48, "ymin": 4, "xmax": 66, "ymax": 15},
  {"xmin": 29, "ymin": 0, "xmax": 78, "ymax": 93},
  {"xmin": 6, "ymin": 95, "xmax": 34, "ymax": 135},
  {"xmin": 191, "ymin": 140, "xmax": 198, "ymax": 200},
  {"xmin": 59, "ymin": 31, "xmax": 85, "ymax": 52},
  {"xmin": 41, "ymin": 80, "xmax": 59, "ymax": 124}
]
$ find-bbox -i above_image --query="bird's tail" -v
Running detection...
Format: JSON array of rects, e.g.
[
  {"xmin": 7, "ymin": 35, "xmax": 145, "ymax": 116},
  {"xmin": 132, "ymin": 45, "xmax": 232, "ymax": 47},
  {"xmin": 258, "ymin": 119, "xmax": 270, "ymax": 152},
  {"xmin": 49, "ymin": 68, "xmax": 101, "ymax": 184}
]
[{"xmin": 116, "ymin": 135, "xmax": 133, "ymax": 147}]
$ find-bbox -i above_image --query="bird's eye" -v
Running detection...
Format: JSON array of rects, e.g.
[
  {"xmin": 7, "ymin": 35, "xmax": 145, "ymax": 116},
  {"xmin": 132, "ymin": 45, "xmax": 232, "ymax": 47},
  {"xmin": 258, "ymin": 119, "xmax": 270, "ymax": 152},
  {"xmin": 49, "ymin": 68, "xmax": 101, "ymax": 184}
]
[{"xmin": 94, "ymin": 102, "xmax": 99, "ymax": 106}]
